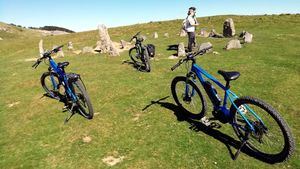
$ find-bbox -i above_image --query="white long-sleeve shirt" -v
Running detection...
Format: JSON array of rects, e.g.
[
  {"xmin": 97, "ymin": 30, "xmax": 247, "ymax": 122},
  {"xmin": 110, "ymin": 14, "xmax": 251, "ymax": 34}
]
[{"xmin": 186, "ymin": 15, "xmax": 197, "ymax": 32}]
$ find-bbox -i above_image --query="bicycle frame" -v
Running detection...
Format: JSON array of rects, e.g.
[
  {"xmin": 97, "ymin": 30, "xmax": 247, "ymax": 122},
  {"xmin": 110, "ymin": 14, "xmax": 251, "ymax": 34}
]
[
  {"xmin": 48, "ymin": 57, "xmax": 78, "ymax": 102},
  {"xmin": 187, "ymin": 62, "xmax": 265, "ymax": 132}
]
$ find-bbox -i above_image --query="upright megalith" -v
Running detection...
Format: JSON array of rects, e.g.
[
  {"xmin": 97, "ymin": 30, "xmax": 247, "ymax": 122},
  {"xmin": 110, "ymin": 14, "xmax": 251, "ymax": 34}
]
[
  {"xmin": 223, "ymin": 18, "xmax": 235, "ymax": 37},
  {"xmin": 39, "ymin": 39, "xmax": 44, "ymax": 57},
  {"xmin": 67, "ymin": 41, "xmax": 74, "ymax": 50},
  {"xmin": 94, "ymin": 24, "xmax": 119, "ymax": 56},
  {"xmin": 153, "ymin": 32, "xmax": 158, "ymax": 39},
  {"xmin": 178, "ymin": 42, "xmax": 186, "ymax": 57},
  {"xmin": 239, "ymin": 31, "xmax": 253, "ymax": 43}
]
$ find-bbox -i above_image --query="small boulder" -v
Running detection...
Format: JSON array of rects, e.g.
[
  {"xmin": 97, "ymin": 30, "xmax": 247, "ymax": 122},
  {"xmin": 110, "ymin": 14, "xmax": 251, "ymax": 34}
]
[
  {"xmin": 209, "ymin": 29, "xmax": 224, "ymax": 38},
  {"xmin": 225, "ymin": 40, "xmax": 242, "ymax": 50},
  {"xmin": 0, "ymin": 37, "xmax": 3, "ymax": 40},
  {"xmin": 164, "ymin": 33, "xmax": 169, "ymax": 38},
  {"xmin": 240, "ymin": 31, "xmax": 253, "ymax": 43},
  {"xmin": 178, "ymin": 42, "xmax": 186, "ymax": 57},
  {"xmin": 198, "ymin": 42, "xmax": 213, "ymax": 52},
  {"xmin": 179, "ymin": 29, "xmax": 187, "ymax": 37},
  {"xmin": 82, "ymin": 46, "xmax": 95, "ymax": 54},
  {"xmin": 199, "ymin": 29, "xmax": 210, "ymax": 37},
  {"xmin": 168, "ymin": 55, "xmax": 178, "ymax": 59},
  {"xmin": 153, "ymin": 32, "xmax": 158, "ymax": 39},
  {"xmin": 72, "ymin": 50, "xmax": 82, "ymax": 55}
]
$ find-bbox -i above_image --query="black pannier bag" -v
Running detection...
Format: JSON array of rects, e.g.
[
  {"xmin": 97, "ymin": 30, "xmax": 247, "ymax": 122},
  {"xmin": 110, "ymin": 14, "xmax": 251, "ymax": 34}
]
[{"xmin": 147, "ymin": 44, "xmax": 155, "ymax": 57}]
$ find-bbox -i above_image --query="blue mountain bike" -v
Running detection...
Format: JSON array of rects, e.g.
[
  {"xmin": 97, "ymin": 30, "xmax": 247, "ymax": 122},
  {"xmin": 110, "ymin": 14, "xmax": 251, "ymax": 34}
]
[
  {"xmin": 170, "ymin": 47, "xmax": 295, "ymax": 162},
  {"xmin": 32, "ymin": 45, "xmax": 94, "ymax": 122}
]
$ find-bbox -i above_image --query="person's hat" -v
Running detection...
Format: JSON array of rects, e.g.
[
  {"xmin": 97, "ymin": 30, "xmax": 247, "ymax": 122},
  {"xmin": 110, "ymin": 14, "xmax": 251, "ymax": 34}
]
[{"xmin": 189, "ymin": 7, "xmax": 196, "ymax": 11}]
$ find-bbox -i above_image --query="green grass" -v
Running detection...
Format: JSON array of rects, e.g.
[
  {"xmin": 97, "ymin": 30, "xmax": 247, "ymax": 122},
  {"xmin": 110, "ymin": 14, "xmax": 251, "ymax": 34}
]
[{"xmin": 0, "ymin": 14, "xmax": 299, "ymax": 168}]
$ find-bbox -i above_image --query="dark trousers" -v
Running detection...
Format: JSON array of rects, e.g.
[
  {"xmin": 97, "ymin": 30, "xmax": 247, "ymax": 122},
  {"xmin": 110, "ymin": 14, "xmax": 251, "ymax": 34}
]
[{"xmin": 187, "ymin": 32, "xmax": 196, "ymax": 52}]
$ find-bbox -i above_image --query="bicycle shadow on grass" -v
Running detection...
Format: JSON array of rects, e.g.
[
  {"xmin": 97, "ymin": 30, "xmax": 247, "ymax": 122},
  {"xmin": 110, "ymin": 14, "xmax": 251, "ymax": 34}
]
[
  {"xmin": 143, "ymin": 96, "xmax": 279, "ymax": 164},
  {"xmin": 122, "ymin": 60, "xmax": 148, "ymax": 72}
]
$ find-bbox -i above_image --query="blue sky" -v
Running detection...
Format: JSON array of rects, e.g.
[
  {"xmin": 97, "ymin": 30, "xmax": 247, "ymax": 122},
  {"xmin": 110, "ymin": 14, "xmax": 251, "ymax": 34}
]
[{"xmin": 0, "ymin": 0, "xmax": 299, "ymax": 32}]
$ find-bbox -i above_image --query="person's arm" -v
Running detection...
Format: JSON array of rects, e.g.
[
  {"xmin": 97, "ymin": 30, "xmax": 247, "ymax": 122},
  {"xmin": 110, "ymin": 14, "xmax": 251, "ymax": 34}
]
[{"xmin": 188, "ymin": 16, "xmax": 199, "ymax": 26}]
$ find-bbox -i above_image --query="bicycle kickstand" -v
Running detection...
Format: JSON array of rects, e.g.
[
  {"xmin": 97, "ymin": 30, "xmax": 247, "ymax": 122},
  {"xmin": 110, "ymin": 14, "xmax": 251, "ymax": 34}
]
[
  {"xmin": 233, "ymin": 133, "xmax": 249, "ymax": 160},
  {"xmin": 64, "ymin": 103, "xmax": 76, "ymax": 124}
]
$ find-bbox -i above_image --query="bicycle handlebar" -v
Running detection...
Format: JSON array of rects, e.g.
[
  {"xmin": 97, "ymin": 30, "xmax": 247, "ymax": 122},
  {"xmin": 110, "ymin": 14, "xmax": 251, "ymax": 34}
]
[
  {"xmin": 170, "ymin": 46, "xmax": 213, "ymax": 71},
  {"xmin": 130, "ymin": 31, "xmax": 141, "ymax": 42},
  {"xmin": 32, "ymin": 45, "xmax": 64, "ymax": 69}
]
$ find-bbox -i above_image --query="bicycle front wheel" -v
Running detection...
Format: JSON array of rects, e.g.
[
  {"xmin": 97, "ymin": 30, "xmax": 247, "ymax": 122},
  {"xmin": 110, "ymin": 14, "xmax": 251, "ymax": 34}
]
[
  {"xmin": 171, "ymin": 76, "xmax": 207, "ymax": 119},
  {"xmin": 230, "ymin": 96, "xmax": 295, "ymax": 163},
  {"xmin": 71, "ymin": 79, "xmax": 94, "ymax": 119},
  {"xmin": 40, "ymin": 72, "xmax": 62, "ymax": 99}
]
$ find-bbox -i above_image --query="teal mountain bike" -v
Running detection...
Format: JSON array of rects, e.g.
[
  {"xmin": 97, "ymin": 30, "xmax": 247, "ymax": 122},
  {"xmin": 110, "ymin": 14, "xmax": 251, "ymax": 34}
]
[{"xmin": 170, "ymin": 46, "xmax": 295, "ymax": 162}]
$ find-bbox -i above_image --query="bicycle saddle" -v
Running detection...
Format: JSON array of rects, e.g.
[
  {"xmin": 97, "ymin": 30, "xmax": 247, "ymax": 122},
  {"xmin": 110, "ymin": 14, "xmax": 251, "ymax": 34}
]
[
  {"xmin": 218, "ymin": 70, "xmax": 240, "ymax": 81},
  {"xmin": 58, "ymin": 62, "xmax": 69, "ymax": 68}
]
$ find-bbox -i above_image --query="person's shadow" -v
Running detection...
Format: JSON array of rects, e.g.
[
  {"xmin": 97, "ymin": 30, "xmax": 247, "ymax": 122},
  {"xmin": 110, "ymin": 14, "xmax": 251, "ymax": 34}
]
[{"xmin": 143, "ymin": 96, "xmax": 280, "ymax": 164}]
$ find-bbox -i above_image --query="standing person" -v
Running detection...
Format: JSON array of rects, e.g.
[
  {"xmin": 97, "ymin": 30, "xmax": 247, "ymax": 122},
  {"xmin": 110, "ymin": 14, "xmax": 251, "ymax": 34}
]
[{"xmin": 184, "ymin": 7, "xmax": 199, "ymax": 52}]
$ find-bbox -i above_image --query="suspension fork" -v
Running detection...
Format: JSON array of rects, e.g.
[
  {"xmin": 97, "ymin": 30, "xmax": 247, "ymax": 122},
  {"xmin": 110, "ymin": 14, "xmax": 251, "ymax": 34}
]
[{"xmin": 185, "ymin": 72, "xmax": 196, "ymax": 97}]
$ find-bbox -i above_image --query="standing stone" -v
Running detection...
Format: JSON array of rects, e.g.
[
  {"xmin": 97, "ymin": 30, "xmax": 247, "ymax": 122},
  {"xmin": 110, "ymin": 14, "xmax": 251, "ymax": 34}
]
[
  {"xmin": 178, "ymin": 42, "xmax": 186, "ymax": 57},
  {"xmin": 153, "ymin": 32, "xmax": 158, "ymax": 39},
  {"xmin": 164, "ymin": 33, "xmax": 169, "ymax": 38},
  {"xmin": 179, "ymin": 29, "xmax": 187, "ymax": 37},
  {"xmin": 39, "ymin": 39, "xmax": 44, "ymax": 57},
  {"xmin": 198, "ymin": 42, "xmax": 213, "ymax": 52},
  {"xmin": 244, "ymin": 32, "xmax": 253, "ymax": 43},
  {"xmin": 223, "ymin": 18, "xmax": 236, "ymax": 37},
  {"xmin": 239, "ymin": 31, "xmax": 253, "ymax": 43},
  {"xmin": 67, "ymin": 41, "xmax": 74, "ymax": 50},
  {"xmin": 0, "ymin": 37, "xmax": 3, "ymax": 40},
  {"xmin": 225, "ymin": 40, "xmax": 242, "ymax": 50},
  {"xmin": 94, "ymin": 24, "xmax": 119, "ymax": 56},
  {"xmin": 120, "ymin": 40, "xmax": 127, "ymax": 49}
]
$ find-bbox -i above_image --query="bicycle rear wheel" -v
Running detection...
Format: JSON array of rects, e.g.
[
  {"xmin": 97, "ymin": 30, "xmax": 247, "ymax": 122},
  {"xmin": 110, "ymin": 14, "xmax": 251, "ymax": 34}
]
[
  {"xmin": 142, "ymin": 47, "xmax": 151, "ymax": 72},
  {"xmin": 230, "ymin": 96, "xmax": 295, "ymax": 163},
  {"xmin": 71, "ymin": 79, "xmax": 94, "ymax": 119}
]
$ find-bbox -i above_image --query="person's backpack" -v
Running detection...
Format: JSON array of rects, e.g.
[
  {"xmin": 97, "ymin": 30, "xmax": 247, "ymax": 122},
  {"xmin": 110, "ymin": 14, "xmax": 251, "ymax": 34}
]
[
  {"xmin": 182, "ymin": 17, "xmax": 188, "ymax": 31},
  {"xmin": 147, "ymin": 44, "xmax": 155, "ymax": 57}
]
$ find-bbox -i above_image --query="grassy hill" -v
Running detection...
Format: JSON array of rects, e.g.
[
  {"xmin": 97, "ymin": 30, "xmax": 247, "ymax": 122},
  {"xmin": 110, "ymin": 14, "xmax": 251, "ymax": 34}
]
[{"xmin": 0, "ymin": 14, "xmax": 299, "ymax": 168}]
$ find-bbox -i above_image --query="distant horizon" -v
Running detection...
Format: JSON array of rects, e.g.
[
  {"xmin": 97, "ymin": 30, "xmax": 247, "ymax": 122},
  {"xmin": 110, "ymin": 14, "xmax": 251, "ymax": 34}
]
[
  {"xmin": 1, "ymin": 0, "xmax": 299, "ymax": 32},
  {"xmin": 2, "ymin": 13, "xmax": 299, "ymax": 33}
]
